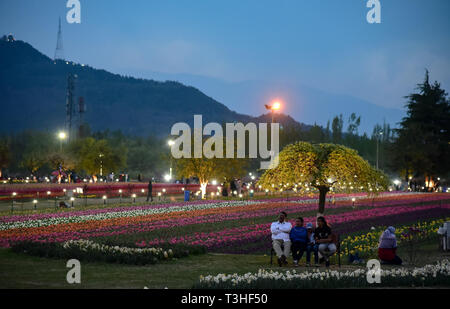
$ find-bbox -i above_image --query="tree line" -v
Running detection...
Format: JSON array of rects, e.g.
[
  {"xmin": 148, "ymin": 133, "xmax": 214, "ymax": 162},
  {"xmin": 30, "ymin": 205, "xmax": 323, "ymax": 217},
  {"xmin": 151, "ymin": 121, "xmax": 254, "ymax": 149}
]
[{"xmin": 0, "ymin": 71, "xmax": 448, "ymax": 189}]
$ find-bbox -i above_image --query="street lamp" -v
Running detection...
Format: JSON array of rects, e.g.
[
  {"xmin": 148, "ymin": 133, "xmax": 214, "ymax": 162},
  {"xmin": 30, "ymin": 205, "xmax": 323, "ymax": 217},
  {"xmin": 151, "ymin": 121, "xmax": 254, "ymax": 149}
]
[
  {"xmin": 376, "ymin": 131, "xmax": 383, "ymax": 170},
  {"xmin": 99, "ymin": 153, "xmax": 104, "ymax": 176},
  {"xmin": 58, "ymin": 131, "xmax": 67, "ymax": 151},
  {"xmin": 167, "ymin": 140, "xmax": 175, "ymax": 180},
  {"xmin": 264, "ymin": 100, "xmax": 282, "ymax": 123}
]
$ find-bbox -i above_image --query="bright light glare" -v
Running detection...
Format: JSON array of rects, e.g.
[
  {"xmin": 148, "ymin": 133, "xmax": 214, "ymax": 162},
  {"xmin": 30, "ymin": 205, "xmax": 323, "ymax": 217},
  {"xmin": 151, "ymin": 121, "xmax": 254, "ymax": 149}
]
[
  {"xmin": 272, "ymin": 101, "xmax": 281, "ymax": 110},
  {"xmin": 58, "ymin": 131, "xmax": 67, "ymax": 140}
]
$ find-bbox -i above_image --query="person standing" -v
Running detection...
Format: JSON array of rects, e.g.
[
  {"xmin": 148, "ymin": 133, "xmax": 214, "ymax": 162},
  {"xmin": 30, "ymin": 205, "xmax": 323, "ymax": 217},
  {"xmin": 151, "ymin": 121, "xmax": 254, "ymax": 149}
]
[
  {"xmin": 289, "ymin": 217, "xmax": 308, "ymax": 267},
  {"xmin": 146, "ymin": 180, "xmax": 153, "ymax": 202},
  {"xmin": 271, "ymin": 211, "xmax": 292, "ymax": 267}
]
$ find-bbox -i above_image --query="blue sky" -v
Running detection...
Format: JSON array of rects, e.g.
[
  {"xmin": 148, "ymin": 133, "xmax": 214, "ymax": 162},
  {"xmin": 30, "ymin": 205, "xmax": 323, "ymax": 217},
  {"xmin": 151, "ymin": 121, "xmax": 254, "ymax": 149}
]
[{"xmin": 1, "ymin": 0, "xmax": 449, "ymax": 121}]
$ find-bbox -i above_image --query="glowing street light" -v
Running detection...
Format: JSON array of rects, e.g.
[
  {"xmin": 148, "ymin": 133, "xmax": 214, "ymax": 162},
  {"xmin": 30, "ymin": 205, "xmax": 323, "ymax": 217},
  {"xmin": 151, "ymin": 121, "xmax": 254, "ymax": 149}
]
[
  {"xmin": 57, "ymin": 131, "xmax": 67, "ymax": 151},
  {"xmin": 167, "ymin": 140, "xmax": 175, "ymax": 179},
  {"xmin": 264, "ymin": 100, "xmax": 282, "ymax": 123}
]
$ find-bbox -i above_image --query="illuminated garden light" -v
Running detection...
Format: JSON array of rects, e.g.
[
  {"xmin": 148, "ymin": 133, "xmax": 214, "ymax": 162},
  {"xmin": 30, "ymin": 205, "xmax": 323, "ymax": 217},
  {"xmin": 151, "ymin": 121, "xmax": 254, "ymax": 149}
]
[{"xmin": 211, "ymin": 180, "xmax": 217, "ymax": 185}]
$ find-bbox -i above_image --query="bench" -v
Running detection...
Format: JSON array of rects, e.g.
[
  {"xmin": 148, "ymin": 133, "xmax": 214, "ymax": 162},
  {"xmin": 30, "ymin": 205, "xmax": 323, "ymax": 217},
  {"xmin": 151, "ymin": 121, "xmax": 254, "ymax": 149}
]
[{"xmin": 270, "ymin": 234, "xmax": 341, "ymax": 267}]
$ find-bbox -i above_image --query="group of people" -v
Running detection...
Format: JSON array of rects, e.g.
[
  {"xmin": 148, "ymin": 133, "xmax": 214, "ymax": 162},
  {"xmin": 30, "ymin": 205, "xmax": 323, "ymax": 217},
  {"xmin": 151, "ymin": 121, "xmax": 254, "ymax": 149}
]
[
  {"xmin": 271, "ymin": 212, "xmax": 337, "ymax": 267},
  {"xmin": 271, "ymin": 211, "xmax": 403, "ymax": 268}
]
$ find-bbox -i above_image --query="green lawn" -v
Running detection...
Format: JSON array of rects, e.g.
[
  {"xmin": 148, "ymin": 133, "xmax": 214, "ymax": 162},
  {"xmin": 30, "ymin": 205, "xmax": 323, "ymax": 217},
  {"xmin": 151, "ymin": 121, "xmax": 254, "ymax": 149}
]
[{"xmin": 1, "ymin": 239, "xmax": 449, "ymax": 289}]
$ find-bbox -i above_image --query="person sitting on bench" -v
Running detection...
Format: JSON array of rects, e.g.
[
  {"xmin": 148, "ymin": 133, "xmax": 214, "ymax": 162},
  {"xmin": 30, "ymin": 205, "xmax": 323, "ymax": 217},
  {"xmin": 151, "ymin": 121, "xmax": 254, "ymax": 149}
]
[
  {"xmin": 290, "ymin": 217, "xmax": 308, "ymax": 267},
  {"xmin": 271, "ymin": 211, "xmax": 292, "ymax": 267},
  {"xmin": 378, "ymin": 226, "xmax": 402, "ymax": 265},
  {"xmin": 306, "ymin": 222, "xmax": 319, "ymax": 267},
  {"xmin": 315, "ymin": 216, "xmax": 336, "ymax": 267}
]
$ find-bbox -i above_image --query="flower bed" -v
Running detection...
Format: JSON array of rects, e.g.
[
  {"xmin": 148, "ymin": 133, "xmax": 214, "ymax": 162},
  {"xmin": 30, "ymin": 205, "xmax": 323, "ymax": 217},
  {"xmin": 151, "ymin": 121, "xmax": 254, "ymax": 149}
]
[
  {"xmin": 10, "ymin": 239, "xmax": 205, "ymax": 265},
  {"xmin": 0, "ymin": 193, "xmax": 449, "ymax": 248},
  {"xmin": 138, "ymin": 204, "xmax": 450, "ymax": 251},
  {"xmin": 193, "ymin": 259, "xmax": 450, "ymax": 289},
  {"xmin": 340, "ymin": 217, "xmax": 449, "ymax": 258}
]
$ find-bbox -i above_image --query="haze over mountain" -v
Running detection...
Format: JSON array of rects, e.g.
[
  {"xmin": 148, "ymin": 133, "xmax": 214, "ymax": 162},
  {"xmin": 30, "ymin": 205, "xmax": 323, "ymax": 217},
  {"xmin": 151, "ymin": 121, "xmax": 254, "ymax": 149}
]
[
  {"xmin": 0, "ymin": 38, "xmax": 312, "ymax": 137},
  {"xmin": 126, "ymin": 70, "xmax": 405, "ymax": 135},
  {"xmin": 0, "ymin": 37, "xmax": 404, "ymax": 138}
]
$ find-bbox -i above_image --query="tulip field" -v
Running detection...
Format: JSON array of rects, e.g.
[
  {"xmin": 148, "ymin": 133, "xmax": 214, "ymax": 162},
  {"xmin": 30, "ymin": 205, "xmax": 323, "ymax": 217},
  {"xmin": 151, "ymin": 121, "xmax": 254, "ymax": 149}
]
[{"xmin": 0, "ymin": 191, "xmax": 449, "ymax": 288}]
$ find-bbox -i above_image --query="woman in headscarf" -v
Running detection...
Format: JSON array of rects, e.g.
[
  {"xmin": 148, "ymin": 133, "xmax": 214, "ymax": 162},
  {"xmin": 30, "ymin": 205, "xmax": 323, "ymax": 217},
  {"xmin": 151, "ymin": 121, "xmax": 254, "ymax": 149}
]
[{"xmin": 378, "ymin": 226, "xmax": 402, "ymax": 265}]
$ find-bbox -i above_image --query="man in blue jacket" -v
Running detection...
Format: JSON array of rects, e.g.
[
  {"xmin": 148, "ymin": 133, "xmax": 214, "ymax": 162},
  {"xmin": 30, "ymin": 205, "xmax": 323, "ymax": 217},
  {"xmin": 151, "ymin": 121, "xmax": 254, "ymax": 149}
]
[{"xmin": 290, "ymin": 217, "xmax": 308, "ymax": 266}]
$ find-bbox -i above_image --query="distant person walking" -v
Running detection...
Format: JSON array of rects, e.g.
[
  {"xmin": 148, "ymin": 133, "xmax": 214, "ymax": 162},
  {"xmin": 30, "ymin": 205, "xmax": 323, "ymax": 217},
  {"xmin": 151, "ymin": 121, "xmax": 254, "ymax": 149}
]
[{"xmin": 146, "ymin": 180, "xmax": 153, "ymax": 202}]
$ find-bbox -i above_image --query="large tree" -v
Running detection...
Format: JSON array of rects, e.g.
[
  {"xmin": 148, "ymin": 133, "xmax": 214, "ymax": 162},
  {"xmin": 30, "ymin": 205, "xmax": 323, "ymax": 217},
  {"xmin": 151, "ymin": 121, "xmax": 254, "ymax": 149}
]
[
  {"xmin": 258, "ymin": 142, "xmax": 388, "ymax": 215},
  {"xmin": 175, "ymin": 156, "xmax": 247, "ymax": 198},
  {"xmin": 72, "ymin": 138, "xmax": 126, "ymax": 175},
  {"xmin": 392, "ymin": 71, "xmax": 450, "ymax": 187}
]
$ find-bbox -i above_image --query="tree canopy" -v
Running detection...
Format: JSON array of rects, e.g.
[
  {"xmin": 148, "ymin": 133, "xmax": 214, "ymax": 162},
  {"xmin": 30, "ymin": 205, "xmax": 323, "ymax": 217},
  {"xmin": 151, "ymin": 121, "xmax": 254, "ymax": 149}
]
[
  {"xmin": 391, "ymin": 70, "xmax": 450, "ymax": 186},
  {"xmin": 258, "ymin": 142, "xmax": 388, "ymax": 214}
]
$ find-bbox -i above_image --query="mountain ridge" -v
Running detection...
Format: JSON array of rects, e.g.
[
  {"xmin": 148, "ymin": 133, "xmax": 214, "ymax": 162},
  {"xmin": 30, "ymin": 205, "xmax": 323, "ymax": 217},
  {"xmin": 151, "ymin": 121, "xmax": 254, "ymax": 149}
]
[{"xmin": 0, "ymin": 38, "xmax": 310, "ymax": 137}]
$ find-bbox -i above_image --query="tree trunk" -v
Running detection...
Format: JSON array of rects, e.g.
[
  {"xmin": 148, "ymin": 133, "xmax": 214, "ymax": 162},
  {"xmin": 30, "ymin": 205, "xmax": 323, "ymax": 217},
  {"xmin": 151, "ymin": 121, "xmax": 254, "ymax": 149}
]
[
  {"xmin": 317, "ymin": 186, "xmax": 329, "ymax": 216},
  {"xmin": 200, "ymin": 182, "xmax": 207, "ymax": 199}
]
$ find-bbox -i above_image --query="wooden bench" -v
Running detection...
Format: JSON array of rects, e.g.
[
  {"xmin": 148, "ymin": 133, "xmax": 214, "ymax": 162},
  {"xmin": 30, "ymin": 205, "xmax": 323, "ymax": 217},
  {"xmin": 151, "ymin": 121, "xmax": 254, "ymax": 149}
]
[{"xmin": 270, "ymin": 234, "xmax": 341, "ymax": 267}]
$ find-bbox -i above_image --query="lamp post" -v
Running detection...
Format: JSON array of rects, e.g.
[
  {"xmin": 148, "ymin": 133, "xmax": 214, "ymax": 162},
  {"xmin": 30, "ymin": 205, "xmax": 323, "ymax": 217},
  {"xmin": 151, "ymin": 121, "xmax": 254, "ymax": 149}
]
[
  {"xmin": 264, "ymin": 101, "xmax": 281, "ymax": 123},
  {"xmin": 99, "ymin": 153, "xmax": 104, "ymax": 176},
  {"xmin": 58, "ymin": 131, "xmax": 67, "ymax": 152},
  {"xmin": 376, "ymin": 131, "xmax": 383, "ymax": 170},
  {"xmin": 167, "ymin": 140, "xmax": 175, "ymax": 180}
]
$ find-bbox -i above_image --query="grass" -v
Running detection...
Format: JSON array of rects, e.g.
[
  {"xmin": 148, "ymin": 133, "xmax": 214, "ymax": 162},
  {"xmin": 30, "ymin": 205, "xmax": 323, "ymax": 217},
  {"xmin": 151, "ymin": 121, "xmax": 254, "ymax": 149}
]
[{"xmin": 1, "ymin": 238, "xmax": 449, "ymax": 289}]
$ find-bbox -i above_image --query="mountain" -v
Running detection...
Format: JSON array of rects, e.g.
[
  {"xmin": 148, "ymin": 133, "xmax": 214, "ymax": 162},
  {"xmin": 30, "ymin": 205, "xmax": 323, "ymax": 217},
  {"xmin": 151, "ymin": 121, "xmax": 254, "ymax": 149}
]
[
  {"xmin": 0, "ymin": 38, "xmax": 307, "ymax": 137},
  {"xmin": 130, "ymin": 71, "xmax": 405, "ymax": 135}
]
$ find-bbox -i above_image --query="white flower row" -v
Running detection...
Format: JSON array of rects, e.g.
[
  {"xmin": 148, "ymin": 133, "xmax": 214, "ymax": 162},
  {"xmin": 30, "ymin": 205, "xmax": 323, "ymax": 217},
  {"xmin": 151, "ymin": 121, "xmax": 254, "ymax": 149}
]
[
  {"xmin": 0, "ymin": 200, "xmax": 262, "ymax": 231},
  {"xmin": 199, "ymin": 259, "xmax": 450, "ymax": 286},
  {"xmin": 62, "ymin": 239, "xmax": 172, "ymax": 258}
]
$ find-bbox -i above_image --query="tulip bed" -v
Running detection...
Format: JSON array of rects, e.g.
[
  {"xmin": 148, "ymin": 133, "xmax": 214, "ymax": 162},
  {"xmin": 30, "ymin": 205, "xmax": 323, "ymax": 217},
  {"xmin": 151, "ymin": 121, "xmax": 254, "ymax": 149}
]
[
  {"xmin": 0, "ymin": 192, "xmax": 449, "ymax": 253},
  {"xmin": 1, "ymin": 191, "xmax": 450, "ymax": 288}
]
